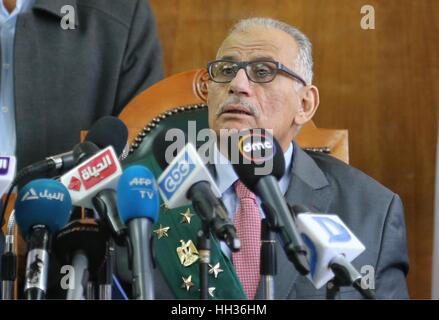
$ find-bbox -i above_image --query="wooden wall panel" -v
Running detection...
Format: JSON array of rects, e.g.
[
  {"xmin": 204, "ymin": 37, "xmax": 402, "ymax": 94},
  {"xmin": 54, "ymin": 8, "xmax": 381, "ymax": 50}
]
[{"xmin": 149, "ymin": 0, "xmax": 439, "ymax": 299}]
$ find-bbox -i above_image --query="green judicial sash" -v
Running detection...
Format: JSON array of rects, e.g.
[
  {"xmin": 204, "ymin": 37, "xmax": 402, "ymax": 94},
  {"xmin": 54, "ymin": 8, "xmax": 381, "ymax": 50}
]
[{"xmin": 124, "ymin": 155, "xmax": 246, "ymax": 299}]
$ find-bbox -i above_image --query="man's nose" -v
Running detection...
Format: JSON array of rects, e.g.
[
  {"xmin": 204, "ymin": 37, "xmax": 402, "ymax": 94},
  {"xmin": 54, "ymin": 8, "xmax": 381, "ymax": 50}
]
[{"xmin": 228, "ymin": 68, "xmax": 252, "ymax": 96}]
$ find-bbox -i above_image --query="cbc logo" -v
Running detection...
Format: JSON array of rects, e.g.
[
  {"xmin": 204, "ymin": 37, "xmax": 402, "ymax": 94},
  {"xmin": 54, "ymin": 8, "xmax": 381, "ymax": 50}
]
[{"xmin": 164, "ymin": 161, "xmax": 191, "ymax": 193}]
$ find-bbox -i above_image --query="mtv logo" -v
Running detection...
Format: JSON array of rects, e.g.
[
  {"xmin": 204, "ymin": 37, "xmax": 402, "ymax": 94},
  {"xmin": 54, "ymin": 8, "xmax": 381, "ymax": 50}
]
[
  {"xmin": 0, "ymin": 156, "xmax": 16, "ymax": 197},
  {"xmin": 0, "ymin": 157, "xmax": 10, "ymax": 175}
]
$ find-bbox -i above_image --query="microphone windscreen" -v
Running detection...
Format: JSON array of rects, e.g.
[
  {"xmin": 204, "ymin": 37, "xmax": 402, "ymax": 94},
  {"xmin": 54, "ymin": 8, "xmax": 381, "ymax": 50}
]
[
  {"xmin": 73, "ymin": 141, "xmax": 100, "ymax": 164},
  {"xmin": 117, "ymin": 165, "xmax": 159, "ymax": 223},
  {"xmin": 153, "ymin": 129, "xmax": 187, "ymax": 170},
  {"xmin": 85, "ymin": 116, "xmax": 128, "ymax": 157},
  {"xmin": 230, "ymin": 128, "xmax": 285, "ymax": 192},
  {"xmin": 15, "ymin": 179, "xmax": 72, "ymax": 237},
  {"xmin": 152, "ymin": 129, "xmax": 209, "ymax": 170}
]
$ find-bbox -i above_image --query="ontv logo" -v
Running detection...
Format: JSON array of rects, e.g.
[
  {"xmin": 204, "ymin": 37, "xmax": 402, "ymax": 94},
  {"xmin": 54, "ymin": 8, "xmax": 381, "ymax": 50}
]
[
  {"xmin": 238, "ymin": 132, "xmax": 276, "ymax": 163},
  {"xmin": 0, "ymin": 157, "xmax": 9, "ymax": 174}
]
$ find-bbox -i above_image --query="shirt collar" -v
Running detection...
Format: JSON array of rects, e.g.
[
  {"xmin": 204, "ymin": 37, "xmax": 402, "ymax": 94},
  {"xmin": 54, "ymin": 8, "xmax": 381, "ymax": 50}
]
[
  {"xmin": 0, "ymin": 0, "xmax": 35, "ymax": 17},
  {"xmin": 213, "ymin": 141, "xmax": 294, "ymax": 194}
]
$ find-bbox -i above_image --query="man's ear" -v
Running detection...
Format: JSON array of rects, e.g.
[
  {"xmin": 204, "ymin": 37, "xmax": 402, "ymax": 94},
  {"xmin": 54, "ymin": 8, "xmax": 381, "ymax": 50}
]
[{"xmin": 293, "ymin": 85, "xmax": 320, "ymax": 125}]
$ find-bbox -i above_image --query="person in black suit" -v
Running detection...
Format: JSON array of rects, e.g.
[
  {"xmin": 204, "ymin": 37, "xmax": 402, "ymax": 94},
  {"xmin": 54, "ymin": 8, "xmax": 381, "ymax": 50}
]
[
  {"xmin": 0, "ymin": 0, "xmax": 163, "ymax": 169},
  {"xmin": 0, "ymin": 0, "xmax": 163, "ymax": 296}
]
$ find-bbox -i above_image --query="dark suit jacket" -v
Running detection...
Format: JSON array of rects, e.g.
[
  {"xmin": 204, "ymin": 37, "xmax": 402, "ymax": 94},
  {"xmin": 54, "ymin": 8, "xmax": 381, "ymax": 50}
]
[
  {"xmin": 0, "ymin": 0, "xmax": 163, "ymax": 286},
  {"xmin": 10, "ymin": 0, "xmax": 163, "ymax": 169},
  {"xmin": 150, "ymin": 141, "xmax": 410, "ymax": 299},
  {"xmin": 260, "ymin": 141, "xmax": 409, "ymax": 299}
]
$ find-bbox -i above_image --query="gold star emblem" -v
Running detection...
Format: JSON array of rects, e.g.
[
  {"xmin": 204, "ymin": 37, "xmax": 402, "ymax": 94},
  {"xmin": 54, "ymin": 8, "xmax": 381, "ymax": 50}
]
[
  {"xmin": 208, "ymin": 287, "xmax": 216, "ymax": 298},
  {"xmin": 208, "ymin": 263, "xmax": 224, "ymax": 279},
  {"xmin": 177, "ymin": 240, "xmax": 199, "ymax": 267},
  {"xmin": 153, "ymin": 224, "xmax": 170, "ymax": 239},
  {"xmin": 180, "ymin": 208, "xmax": 194, "ymax": 224},
  {"xmin": 181, "ymin": 275, "xmax": 194, "ymax": 291}
]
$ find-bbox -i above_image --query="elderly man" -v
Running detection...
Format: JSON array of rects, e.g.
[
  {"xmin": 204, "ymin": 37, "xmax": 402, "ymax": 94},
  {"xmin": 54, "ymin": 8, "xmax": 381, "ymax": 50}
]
[{"xmin": 128, "ymin": 17, "xmax": 409, "ymax": 300}]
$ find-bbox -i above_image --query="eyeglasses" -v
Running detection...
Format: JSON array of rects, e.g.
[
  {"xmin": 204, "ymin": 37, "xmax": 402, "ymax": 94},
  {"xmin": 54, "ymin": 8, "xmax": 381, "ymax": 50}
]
[{"xmin": 207, "ymin": 60, "xmax": 307, "ymax": 86}]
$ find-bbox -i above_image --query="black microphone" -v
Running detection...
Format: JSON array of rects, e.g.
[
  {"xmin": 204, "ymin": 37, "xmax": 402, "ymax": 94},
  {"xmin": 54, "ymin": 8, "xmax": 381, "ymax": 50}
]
[
  {"xmin": 92, "ymin": 189, "xmax": 126, "ymax": 242},
  {"xmin": 53, "ymin": 218, "xmax": 108, "ymax": 300},
  {"xmin": 14, "ymin": 179, "xmax": 72, "ymax": 299},
  {"xmin": 229, "ymin": 128, "xmax": 310, "ymax": 275},
  {"xmin": 117, "ymin": 165, "xmax": 160, "ymax": 300},
  {"xmin": 14, "ymin": 116, "xmax": 128, "ymax": 184},
  {"xmin": 84, "ymin": 116, "xmax": 128, "ymax": 157}
]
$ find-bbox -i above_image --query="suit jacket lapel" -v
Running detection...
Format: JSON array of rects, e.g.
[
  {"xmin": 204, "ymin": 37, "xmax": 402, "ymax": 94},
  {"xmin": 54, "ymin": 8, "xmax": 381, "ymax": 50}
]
[
  {"xmin": 285, "ymin": 141, "xmax": 332, "ymax": 212},
  {"xmin": 256, "ymin": 141, "xmax": 333, "ymax": 299}
]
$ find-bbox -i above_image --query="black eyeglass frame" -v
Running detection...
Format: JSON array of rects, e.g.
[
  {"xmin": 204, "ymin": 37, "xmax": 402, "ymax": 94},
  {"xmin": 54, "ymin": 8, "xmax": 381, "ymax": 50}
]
[{"xmin": 207, "ymin": 59, "xmax": 308, "ymax": 86}]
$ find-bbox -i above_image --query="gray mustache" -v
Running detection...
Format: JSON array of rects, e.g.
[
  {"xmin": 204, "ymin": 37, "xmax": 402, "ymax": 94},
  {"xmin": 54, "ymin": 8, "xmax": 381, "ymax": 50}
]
[{"xmin": 216, "ymin": 97, "xmax": 260, "ymax": 117}]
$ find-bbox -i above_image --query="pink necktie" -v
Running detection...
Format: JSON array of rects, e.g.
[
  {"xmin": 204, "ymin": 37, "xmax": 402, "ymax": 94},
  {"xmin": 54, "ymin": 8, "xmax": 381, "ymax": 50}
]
[{"xmin": 232, "ymin": 180, "xmax": 261, "ymax": 299}]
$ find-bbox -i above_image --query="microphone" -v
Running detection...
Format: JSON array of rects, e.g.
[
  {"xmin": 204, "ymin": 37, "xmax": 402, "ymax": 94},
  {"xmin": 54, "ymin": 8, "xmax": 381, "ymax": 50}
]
[
  {"xmin": 0, "ymin": 156, "xmax": 16, "ymax": 197},
  {"xmin": 229, "ymin": 128, "xmax": 309, "ymax": 275},
  {"xmin": 60, "ymin": 146, "xmax": 123, "ymax": 209},
  {"xmin": 60, "ymin": 145, "xmax": 126, "ymax": 243},
  {"xmin": 14, "ymin": 116, "xmax": 128, "ymax": 184},
  {"xmin": 117, "ymin": 165, "xmax": 160, "ymax": 300},
  {"xmin": 14, "ymin": 179, "xmax": 72, "ymax": 299},
  {"xmin": 157, "ymin": 142, "xmax": 241, "ymax": 252},
  {"xmin": 0, "ymin": 143, "xmax": 98, "ymax": 228},
  {"xmin": 291, "ymin": 204, "xmax": 375, "ymax": 299},
  {"xmin": 83, "ymin": 116, "xmax": 128, "ymax": 158},
  {"xmin": 53, "ymin": 218, "xmax": 108, "ymax": 300}
]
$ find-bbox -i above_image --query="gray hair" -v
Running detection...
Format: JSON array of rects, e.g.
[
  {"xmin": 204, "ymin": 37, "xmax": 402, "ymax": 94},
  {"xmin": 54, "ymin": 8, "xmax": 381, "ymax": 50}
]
[{"xmin": 227, "ymin": 17, "xmax": 314, "ymax": 86}]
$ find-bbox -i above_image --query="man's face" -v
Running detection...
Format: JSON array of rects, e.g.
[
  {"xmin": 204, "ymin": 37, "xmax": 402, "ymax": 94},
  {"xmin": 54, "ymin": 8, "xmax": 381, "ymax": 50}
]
[{"xmin": 207, "ymin": 26, "xmax": 306, "ymax": 151}]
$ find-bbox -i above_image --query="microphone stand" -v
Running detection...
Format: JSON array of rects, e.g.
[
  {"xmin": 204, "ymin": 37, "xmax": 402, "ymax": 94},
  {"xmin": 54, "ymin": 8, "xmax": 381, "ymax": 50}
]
[
  {"xmin": 66, "ymin": 250, "xmax": 89, "ymax": 300},
  {"xmin": 1, "ymin": 235, "xmax": 16, "ymax": 300},
  {"xmin": 1, "ymin": 211, "xmax": 17, "ymax": 300},
  {"xmin": 326, "ymin": 256, "xmax": 376, "ymax": 299},
  {"xmin": 98, "ymin": 238, "xmax": 115, "ymax": 300},
  {"xmin": 197, "ymin": 226, "xmax": 210, "ymax": 300},
  {"xmin": 259, "ymin": 201, "xmax": 309, "ymax": 276},
  {"xmin": 260, "ymin": 219, "xmax": 276, "ymax": 300},
  {"xmin": 86, "ymin": 282, "xmax": 95, "ymax": 300},
  {"xmin": 189, "ymin": 182, "xmax": 240, "ymax": 300}
]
